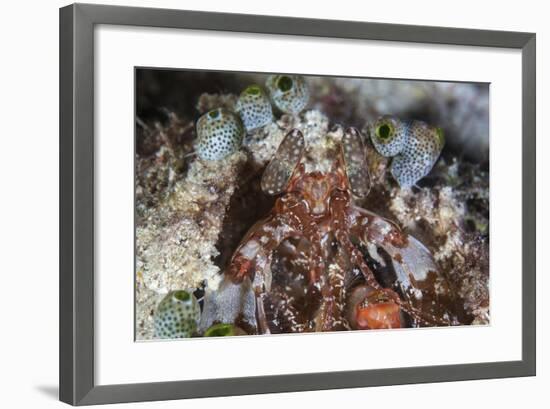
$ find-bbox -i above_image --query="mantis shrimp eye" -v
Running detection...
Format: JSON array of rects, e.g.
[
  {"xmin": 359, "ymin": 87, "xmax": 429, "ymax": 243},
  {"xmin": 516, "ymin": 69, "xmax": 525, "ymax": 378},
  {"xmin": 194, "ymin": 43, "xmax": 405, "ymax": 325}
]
[
  {"xmin": 341, "ymin": 127, "xmax": 371, "ymax": 198},
  {"xmin": 265, "ymin": 74, "xmax": 310, "ymax": 115},
  {"xmin": 235, "ymin": 85, "xmax": 274, "ymax": 132},
  {"xmin": 390, "ymin": 121, "xmax": 445, "ymax": 188},
  {"xmin": 203, "ymin": 323, "xmax": 247, "ymax": 337},
  {"xmin": 369, "ymin": 115, "xmax": 408, "ymax": 157},
  {"xmin": 154, "ymin": 290, "xmax": 201, "ymax": 339},
  {"xmin": 196, "ymin": 108, "xmax": 244, "ymax": 161},
  {"xmin": 261, "ymin": 129, "xmax": 305, "ymax": 195}
]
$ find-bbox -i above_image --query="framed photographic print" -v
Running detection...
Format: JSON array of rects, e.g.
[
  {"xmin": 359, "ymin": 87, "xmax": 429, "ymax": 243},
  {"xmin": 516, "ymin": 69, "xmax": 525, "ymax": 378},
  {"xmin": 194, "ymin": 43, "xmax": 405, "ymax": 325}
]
[{"xmin": 59, "ymin": 3, "xmax": 536, "ymax": 405}]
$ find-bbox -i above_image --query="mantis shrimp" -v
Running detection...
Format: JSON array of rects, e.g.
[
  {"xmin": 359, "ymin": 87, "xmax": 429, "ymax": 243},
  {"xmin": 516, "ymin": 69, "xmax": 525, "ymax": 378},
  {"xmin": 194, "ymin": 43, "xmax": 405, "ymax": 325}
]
[{"xmin": 224, "ymin": 127, "xmax": 455, "ymax": 334}]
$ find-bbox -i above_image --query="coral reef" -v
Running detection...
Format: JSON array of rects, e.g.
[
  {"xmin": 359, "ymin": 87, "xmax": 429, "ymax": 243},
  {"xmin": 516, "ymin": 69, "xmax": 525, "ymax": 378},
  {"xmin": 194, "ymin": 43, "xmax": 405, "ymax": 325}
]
[
  {"xmin": 386, "ymin": 166, "xmax": 490, "ymax": 323},
  {"xmin": 136, "ymin": 149, "xmax": 245, "ymax": 292},
  {"xmin": 135, "ymin": 71, "xmax": 490, "ymax": 339},
  {"xmin": 135, "ymin": 114, "xmax": 247, "ymax": 338}
]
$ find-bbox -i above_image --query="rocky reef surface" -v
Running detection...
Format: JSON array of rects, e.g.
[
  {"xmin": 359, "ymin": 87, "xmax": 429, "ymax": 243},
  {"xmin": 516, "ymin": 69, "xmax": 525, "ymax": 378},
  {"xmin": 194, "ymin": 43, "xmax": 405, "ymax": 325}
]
[{"xmin": 135, "ymin": 72, "xmax": 489, "ymax": 340}]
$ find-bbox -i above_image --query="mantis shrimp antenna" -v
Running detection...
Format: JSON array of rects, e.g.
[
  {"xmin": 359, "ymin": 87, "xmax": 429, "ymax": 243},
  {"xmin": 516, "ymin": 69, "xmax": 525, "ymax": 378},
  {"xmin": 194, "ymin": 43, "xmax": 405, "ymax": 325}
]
[{"xmin": 261, "ymin": 129, "xmax": 305, "ymax": 195}]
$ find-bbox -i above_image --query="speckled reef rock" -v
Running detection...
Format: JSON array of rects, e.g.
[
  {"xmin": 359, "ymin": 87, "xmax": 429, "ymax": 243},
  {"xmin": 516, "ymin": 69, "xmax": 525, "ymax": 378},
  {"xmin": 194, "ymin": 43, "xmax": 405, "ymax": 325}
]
[
  {"xmin": 385, "ymin": 163, "xmax": 490, "ymax": 324},
  {"xmin": 136, "ymin": 153, "xmax": 246, "ymax": 292},
  {"xmin": 136, "ymin": 81, "xmax": 490, "ymax": 339}
]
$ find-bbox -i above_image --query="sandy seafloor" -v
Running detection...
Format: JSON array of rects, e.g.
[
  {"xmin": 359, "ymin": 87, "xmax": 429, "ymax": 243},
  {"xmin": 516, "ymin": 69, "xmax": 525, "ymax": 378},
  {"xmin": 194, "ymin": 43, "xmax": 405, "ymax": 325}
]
[{"xmin": 135, "ymin": 70, "xmax": 490, "ymax": 340}]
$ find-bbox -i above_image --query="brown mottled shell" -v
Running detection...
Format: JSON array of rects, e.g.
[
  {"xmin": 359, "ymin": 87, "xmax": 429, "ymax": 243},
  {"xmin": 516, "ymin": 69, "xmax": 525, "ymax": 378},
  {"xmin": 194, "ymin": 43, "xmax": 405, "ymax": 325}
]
[{"xmin": 261, "ymin": 129, "xmax": 305, "ymax": 195}]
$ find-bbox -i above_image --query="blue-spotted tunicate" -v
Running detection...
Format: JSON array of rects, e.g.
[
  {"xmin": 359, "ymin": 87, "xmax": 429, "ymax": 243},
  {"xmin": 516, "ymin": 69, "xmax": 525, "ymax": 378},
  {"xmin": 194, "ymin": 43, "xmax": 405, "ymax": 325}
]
[
  {"xmin": 265, "ymin": 74, "xmax": 309, "ymax": 115},
  {"xmin": 154, "ymin": 290, "xmax": 201, "ymax": 339},
  {"xmin": 235, "ymin": 85, "xmax": 274, "ymax": 132},
  {"xmin": 369, "ymin": 116, "xmax": 445, "ymax": 188},
  {"xmin": 196, "ymin": 108, "xmax": 244, "ymax": 161}
]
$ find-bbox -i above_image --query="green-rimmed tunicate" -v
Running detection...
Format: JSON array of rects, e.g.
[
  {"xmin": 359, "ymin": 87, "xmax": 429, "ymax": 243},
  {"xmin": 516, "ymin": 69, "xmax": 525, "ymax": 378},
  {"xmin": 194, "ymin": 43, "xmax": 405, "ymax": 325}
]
[
  {"xmin": 196, "ymin": 108, "xmax": 244, "ymax": 161},
  {"xmin": 265, "ymin": 75, "xmax": 309, "ymax": 115},
  {"xmin": 235, "ymin": 85, "xmax": 274, "ymax": 132},
  {"xmin": 369, "ymin": 115, "xmax": 408, "ymax": 157},
  {"xmin": 369, "ymin": 115, "xmax": 445, "ymax": 188},
  {"xmin": 390, "ymin": 120, "xmax": 445, "ymax": 188},
  {"xmin": 203, "ymin": 323, "xmax": 247, "ymax": 337},
  {"xmin": 154, "ymin": 290, "xmax": 201, "ymax": 339}
]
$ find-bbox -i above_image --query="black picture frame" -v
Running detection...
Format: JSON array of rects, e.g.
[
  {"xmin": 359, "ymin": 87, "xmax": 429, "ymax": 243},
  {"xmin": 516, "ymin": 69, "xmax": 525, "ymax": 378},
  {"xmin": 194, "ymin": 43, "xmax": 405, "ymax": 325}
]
[{"xmin": 59, "ymin": 3, "xmax": 536, "ymax": 405}]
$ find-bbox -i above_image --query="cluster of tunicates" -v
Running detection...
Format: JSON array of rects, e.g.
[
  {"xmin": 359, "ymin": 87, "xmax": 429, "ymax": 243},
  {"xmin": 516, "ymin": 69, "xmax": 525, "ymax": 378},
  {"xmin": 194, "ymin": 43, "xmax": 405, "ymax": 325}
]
[
  {"xmin": 195, "ymin": 75, "xmax": 310, "ymax": 161},
  {"xmin": 194, "ymin": 74, "xmax": 444, "ymax": 188},
  {"xmin": 368, "ymin": 115, "xmax": 445, "ymax": 188},
  {"xmin": 153, "ymin": 290, "xmax": 246, "ymax": 339}
]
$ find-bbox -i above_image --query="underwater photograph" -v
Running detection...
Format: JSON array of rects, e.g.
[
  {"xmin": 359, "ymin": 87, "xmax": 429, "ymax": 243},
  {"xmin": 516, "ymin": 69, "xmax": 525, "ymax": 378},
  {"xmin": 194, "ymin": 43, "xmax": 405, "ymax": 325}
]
[{"xmin": 135, "ymin": 69, "xmax": 490, "ymax": 340}]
